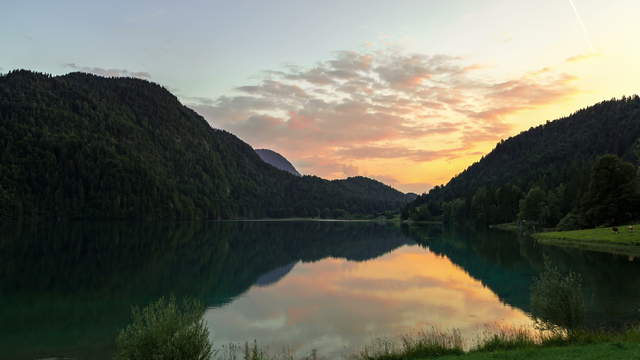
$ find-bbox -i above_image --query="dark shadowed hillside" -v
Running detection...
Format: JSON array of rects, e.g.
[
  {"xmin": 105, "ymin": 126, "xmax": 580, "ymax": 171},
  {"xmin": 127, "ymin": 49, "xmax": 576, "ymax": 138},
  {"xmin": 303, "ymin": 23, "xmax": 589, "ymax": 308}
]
[
  {"xmin": 255, "ymin": 148, "xmax": 301, "ymax": 176},
  {"xmin": 0, "ymin": 70, "xmax": 411, "ymax": 221},
  {"xmin": 404, "ymin": 96, "xmax": 640, "ymax": 227}
]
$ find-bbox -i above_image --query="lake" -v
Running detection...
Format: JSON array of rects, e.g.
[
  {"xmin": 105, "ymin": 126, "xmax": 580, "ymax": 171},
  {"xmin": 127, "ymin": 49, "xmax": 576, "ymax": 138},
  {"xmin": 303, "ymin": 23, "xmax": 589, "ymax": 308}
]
[{"xmin": 2, "ymin": 221, "xmax": 640, "ymax": 359}]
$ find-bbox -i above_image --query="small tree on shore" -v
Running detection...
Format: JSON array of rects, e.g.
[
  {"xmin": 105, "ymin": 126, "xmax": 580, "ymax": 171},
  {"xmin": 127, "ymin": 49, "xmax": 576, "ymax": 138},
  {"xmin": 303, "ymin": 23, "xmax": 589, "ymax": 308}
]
[{"xmin": 114, "ymin": 296, "xmax": 213, "ymax": 360}]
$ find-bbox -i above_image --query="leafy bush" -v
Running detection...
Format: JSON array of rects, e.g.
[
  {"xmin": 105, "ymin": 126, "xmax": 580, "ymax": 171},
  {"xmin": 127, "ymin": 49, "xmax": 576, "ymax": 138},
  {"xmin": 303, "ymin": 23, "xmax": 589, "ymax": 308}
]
[
  {"xmin": 114, "ymin": 296, "xmax": 213, "ymax": 360},
  {"xmin": 530, "ymin": 259, "xmax": 585, "ymax": 332}
]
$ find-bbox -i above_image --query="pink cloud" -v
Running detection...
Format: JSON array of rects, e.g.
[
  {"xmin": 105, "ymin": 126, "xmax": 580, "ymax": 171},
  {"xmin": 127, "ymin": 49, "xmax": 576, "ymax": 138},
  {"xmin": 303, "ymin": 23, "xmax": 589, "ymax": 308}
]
[{"xmin": 187, "ymin": 48, "xmax": 579, "ymax": 189}]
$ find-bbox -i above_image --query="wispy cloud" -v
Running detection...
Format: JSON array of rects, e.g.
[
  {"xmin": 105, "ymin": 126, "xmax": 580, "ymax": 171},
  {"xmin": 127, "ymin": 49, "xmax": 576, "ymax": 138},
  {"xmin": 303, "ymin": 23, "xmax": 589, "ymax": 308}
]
[
  {"xmin": 63, "ymin": 63, "xmax": 151, "ymax": 79},
  {"xmin": 189, "ymin": 48, "xmax": 578, "ymax": 190},
  {"xmin": 335, "ymin": 145, "xmax": 464, "ymax": 162},
  {"xmin": 565, "ymin": 53, "xmax": 599, "ymax": 63}
]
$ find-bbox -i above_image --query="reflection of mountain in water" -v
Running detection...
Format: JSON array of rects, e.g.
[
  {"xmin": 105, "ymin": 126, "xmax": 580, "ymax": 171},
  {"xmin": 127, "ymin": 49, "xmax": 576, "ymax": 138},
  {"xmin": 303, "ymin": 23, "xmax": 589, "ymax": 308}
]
[
  {"xmin": 404, "ymin": 224, "xmax": 640, "ymax": 328},
  {"xmin": 4, "ymin": 220, "xmax": 640, "ymax": 359},
  {"xmin": 0, "ymin": 221, "xmax": 413, "ymax": 360},
  {"xmin": 255, "ymin": 262, "xmax": 297, "ymax": 287}
]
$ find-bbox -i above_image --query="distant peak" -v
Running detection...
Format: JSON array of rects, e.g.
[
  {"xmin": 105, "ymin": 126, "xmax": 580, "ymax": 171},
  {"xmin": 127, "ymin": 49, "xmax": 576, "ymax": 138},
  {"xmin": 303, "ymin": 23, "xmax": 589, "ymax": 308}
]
[{"xmin": 255, "ymin": 149, "xmax": 301, "ymax": 176}]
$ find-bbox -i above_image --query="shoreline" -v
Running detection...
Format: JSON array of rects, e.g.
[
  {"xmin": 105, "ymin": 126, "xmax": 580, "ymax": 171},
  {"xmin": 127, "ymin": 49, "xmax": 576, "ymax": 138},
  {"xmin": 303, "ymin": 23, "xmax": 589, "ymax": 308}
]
[{"xmin": 532, "ymin": 224, "xmax": 640, "ymax": 257}]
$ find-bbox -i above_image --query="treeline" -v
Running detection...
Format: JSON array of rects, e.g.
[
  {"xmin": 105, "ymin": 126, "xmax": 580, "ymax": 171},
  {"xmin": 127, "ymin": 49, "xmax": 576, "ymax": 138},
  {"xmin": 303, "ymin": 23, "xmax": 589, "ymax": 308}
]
[
  {"xmin": 403, "ymin": 96, "xmax": 640, "ymax": 229},
  {"xmin": 0, "ymin": 70, "xmax": 410, "ymax": 221}
]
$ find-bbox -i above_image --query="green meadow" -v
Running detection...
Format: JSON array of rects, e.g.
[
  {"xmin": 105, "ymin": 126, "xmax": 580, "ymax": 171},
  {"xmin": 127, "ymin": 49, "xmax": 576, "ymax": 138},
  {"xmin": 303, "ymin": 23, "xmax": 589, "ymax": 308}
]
[
  {"xmin": 533, "ymin": 224, "xmax": 640, "ymax": 256},
  {"xmin": 430, "ymin": 342, "xmax": 640, "ymax": 360}
]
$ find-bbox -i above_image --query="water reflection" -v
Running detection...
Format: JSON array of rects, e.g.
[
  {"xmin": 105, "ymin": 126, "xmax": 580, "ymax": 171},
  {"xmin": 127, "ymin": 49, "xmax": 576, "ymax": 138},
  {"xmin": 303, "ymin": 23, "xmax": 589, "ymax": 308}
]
[
  {"xmin": 1, "ymin": 221, "xmax": 640, "ymax": 359},
  {"xmin": 406, "ymin": 226, "xmax": 640, "ymax": 327},
  {"xmin": 0, "ymin": 221, "xmax": 411, "ymax": 359},
  {"xmin": 205, "ymin": 245, "xmax": 533, "ymax": 358}
]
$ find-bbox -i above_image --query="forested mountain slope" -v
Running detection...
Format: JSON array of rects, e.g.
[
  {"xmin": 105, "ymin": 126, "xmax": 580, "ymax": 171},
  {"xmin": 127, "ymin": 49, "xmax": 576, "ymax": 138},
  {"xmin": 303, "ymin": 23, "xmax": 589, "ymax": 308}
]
[
  {"xmin": 255, "ymin": 148, "xmax": 301, "ymax": 176},
  {"xmin": 404, "ymin": 96, "xmax": 640, "ymax": 228},
  {"xmin": 0, "ymin": 70, "xmax": 410, "ymax": 221}
]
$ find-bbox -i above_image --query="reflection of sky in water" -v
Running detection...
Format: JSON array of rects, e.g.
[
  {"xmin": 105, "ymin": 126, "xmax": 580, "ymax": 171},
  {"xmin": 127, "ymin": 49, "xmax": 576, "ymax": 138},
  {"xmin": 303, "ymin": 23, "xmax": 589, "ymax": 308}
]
[{"xmin": 204, "ymin": 244, "xmax": 534, "ymax": 358}]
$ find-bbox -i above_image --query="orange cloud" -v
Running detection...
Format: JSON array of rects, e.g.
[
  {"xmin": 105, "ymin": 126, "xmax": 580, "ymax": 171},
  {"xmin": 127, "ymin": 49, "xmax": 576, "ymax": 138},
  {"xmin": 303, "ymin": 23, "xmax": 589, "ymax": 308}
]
[{"xmin": 189, "ymin": 49, "xmax": 579, "ymax": 192}]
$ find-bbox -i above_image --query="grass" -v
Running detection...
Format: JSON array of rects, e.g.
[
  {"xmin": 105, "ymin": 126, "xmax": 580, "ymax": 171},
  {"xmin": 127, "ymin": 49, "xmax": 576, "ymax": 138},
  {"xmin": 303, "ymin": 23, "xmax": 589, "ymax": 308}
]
[
  {"xmin": 403, "ymin": 220, "xmax": 444, "ymax": 225},
  {"xmin": 358, "ymin": 328, "xmax": 464, "ymax": 360},
  {"xmin": 209, "ymin": 326, "xmax": 640, "ymax": 360},
  {"xmin": 355, "ymin": 325, "xmax": 640, "ymax": 360},
  {"xmin": 488, "ymin": 223, "xmax": 520, "ymax": 232},
  {"xmin": 532, "ymin": 224, "xmax": 640, "ymax": 256},
  {"xmin": 433, "ymin": 342, "xmax": 640, "ymax": 360}
]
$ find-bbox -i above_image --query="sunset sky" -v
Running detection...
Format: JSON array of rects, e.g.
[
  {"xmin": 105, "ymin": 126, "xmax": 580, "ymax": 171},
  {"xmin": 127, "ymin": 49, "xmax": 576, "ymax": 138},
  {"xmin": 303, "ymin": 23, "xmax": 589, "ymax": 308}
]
[{"xmin": 3, "ymin": 0, "xmax": 639, "ymax": 193}]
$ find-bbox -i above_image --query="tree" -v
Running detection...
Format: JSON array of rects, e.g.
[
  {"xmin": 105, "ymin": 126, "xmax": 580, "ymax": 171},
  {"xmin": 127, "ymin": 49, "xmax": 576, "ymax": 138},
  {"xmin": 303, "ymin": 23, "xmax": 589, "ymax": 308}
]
[
  {"xmin": 579, "ymin": 154, "xmax": 639, "ymax": 227},
  {"xmin": 413, "ymin": 204, "xmax": 432, "ymax": 221},
  {"xmin": 471, "ymin": 187, "xmax": 493, "ymax": 224},
  {"xmin": 632, "ymin": 137, "xmax": 640, "ymax": 164},
  {"xmin": 495, "ymin": 184, "xmax": 522, "ymax": 223},
  {"xmin": 518, "ymin": 187, "xmax": 546, "ymax": 224},
  {"xmin": 442, "ymin": 198, "xmax": 467, "ymax": 224},
  {"xmin": 402, "ymin": 96, "xmax": 640, "ymax": 229}
]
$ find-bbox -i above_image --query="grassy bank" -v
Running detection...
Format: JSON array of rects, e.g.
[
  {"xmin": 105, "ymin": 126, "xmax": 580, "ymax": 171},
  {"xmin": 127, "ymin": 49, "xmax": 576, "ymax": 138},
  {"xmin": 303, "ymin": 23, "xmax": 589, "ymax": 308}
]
[
  {"xmin": 488, "ymin": 223, "xmax": 519, "ymax": 232},
  {"xmin": 532, "ymin": 224, "xmax": 640, "ymax": 256},
  {"xmin": 356, "ymin": 326, "xmax": 640, "ymax": 360},
  {"xmin": 432, "ymin": 342, "xmax": 640, "ymax": 359}
]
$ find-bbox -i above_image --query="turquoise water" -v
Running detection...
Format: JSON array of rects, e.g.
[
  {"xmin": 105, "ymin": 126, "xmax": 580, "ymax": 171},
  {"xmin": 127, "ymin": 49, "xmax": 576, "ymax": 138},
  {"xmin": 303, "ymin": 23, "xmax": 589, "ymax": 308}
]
[{"xmin": 1, "ymin": 221, "xmax": 639, "ymax": 359}]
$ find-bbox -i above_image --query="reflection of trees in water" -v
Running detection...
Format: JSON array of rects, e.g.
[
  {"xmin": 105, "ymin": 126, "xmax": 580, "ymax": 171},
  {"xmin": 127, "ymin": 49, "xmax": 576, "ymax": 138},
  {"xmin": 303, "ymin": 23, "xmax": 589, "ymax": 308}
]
[
  {"xmin": 405, "ymin": 224, "xmax": 640, "ymax": 328},
  {"xmin": 4, "ymin": 221, "xmax": 639, "ymax": 359},
  {"xmin": 0, "ymin": 221, "xmax": 413, "ymax": 359}
]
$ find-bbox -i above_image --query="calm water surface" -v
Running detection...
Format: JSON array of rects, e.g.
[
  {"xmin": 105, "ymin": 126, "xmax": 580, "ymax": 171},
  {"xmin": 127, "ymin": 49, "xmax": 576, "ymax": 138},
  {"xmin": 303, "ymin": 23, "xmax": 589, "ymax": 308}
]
[{"xmin": 2, "ymin": 221, "xmax": 640, "ymax": 359}]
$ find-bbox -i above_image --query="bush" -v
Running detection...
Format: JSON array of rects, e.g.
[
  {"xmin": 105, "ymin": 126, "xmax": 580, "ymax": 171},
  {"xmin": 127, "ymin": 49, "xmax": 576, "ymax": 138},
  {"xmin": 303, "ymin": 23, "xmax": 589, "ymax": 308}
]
[
  {"xmin": 530, "ymin": 259, "xmax": 584, "ymax": 332},
  {"xmin": 114, "ymin": 296, "xmax": 213, "ymax": 360}
]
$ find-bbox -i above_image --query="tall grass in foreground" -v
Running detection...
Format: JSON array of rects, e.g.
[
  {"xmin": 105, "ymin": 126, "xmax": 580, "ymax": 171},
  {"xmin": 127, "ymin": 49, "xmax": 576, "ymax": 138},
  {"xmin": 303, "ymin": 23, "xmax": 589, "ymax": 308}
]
[
  {"xmin": 353, "ymin": 324, "xmax": 640, "ymax": 360},
  {"xmin": 356, "ymin": 327, "xmax": 540, "ymax": 360},
  {"xmin": 358, "ymin": 328, "xmax": 464, "ymax": 360},
  {"xmin": 473, "ymin": 326, "xmax": 538, "ymax": 352}
]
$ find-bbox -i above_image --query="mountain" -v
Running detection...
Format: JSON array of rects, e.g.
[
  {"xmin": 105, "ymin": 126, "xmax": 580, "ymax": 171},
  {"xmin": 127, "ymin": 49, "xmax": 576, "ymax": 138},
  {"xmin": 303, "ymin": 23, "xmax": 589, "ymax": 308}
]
[
  {"xmin": 255, "ymin": 148, "xmax": 301, "ymax": 176},
  {"xmin": 403, "ymin": 96, "xmax": 640, "ymax": 227},
  {"xmin": 404, "ymin": 192, "xmax": 418, "ymax": 201},
  {"xmin": 0, "ymin": 70, "xmax": 411, "ymax": 221}
]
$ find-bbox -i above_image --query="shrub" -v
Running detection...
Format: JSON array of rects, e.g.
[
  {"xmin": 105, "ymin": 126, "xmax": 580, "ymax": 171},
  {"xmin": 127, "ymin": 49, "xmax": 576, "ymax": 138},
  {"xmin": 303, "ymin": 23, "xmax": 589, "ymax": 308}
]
[
  {"xmin": 530, "ymin": 259, "xmax": 585, "ymax": 333},
  {"xmin": 114, "ymin": 296, "xmax": 213, "ymax": 360}
]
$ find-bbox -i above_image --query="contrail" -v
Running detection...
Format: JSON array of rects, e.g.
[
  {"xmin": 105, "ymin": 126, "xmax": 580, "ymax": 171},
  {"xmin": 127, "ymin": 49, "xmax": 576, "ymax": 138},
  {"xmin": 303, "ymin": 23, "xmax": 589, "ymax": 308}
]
[{"xmin": 568, "ymin": 0, "xmax": 595, "ymax": 53}]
